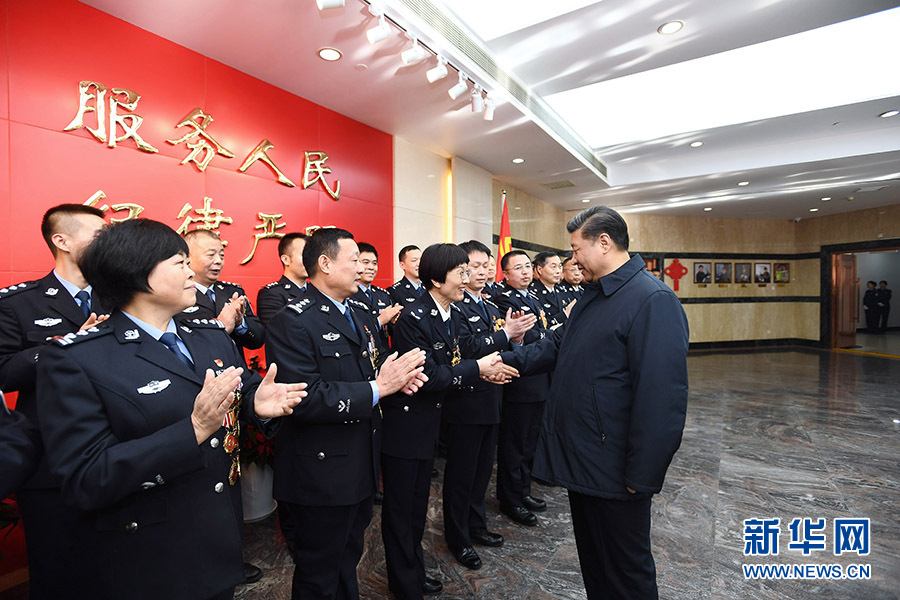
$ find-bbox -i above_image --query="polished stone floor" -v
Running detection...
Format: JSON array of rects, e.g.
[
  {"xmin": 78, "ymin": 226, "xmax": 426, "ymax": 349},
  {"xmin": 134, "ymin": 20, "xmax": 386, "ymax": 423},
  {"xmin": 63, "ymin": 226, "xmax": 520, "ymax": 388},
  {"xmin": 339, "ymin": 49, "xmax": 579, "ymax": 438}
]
[
  {"xmin": 234, "ymin": 349, "xmax": 900, "ymax": 600},
  {"xmin": 851, "ymin": 330, "xmax": 900, "ymax": 357}
]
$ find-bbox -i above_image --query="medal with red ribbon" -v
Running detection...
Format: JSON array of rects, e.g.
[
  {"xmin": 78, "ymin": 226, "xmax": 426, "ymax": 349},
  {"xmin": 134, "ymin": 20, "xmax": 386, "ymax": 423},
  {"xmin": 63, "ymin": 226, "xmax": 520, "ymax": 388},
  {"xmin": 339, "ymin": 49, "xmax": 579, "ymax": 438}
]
[{"xmin": 223, "ymin": 384, "xmax": 242, "ymax": 485}]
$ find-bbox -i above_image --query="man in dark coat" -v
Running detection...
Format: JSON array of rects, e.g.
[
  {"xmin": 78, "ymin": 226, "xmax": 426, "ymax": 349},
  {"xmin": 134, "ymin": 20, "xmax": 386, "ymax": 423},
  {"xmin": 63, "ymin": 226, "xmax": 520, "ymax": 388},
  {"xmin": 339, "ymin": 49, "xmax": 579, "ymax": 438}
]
[
  {"xmin": 863, "ymin": 280, "xmax": 879, "ymax": 333},
  {"xmin": 876, "ymin": 280, "xmax": 891, "ymax": 333},
  {"xmin": 502, "ymin": 206, "xmax": 689, "ymax": 600},
  {"xmin": 256, "ymin": 232, "xmax": 308, "ymax": 327},
  {"xmin": 181, "ymin": 229, "xmax": 265, "ymax": 352},
  {"xmin": 0, "ymin": 203, "xmax": 106, "ymax": 599},
  {"xmin": 265, "ymin": 228, "xmax": 426, "ymax": 600}
]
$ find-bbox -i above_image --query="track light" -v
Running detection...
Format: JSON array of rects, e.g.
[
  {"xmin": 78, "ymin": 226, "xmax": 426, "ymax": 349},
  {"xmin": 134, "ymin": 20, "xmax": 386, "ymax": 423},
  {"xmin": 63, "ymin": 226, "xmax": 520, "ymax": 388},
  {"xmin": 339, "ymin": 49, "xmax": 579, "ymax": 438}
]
[
  {"xmin": 448, "ymin": 72, "xmax": 468, "ymax": 100},
  {"xmin": 483, "ymin": 97, "xmax": 495, "ymax": 121},
  {"xmin": 401, "ymin": 35, "xmax": 425, "ymax": 65},
  {"xmin": 366, "ymin": 16, "xmax": 390, "ymax": 45},
  {"xmin": 316, "ymin": 0, "xmax": 345, "ymax": 9},
  {"xmin": 426, "ymin": 57, "xmax": 448, "ymax": 83},
  {"xmin": 471, "ymin": 85, "xmax": 484, "ymax": 112}
]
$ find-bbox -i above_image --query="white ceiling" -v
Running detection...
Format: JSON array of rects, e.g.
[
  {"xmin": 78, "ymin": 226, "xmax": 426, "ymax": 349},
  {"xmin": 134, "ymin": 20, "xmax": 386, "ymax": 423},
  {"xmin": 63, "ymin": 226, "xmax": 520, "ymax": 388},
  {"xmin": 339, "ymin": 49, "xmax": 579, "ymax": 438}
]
[{"xmin": 81, "ymin": 0, "xmax": 900, "ymax": 221}]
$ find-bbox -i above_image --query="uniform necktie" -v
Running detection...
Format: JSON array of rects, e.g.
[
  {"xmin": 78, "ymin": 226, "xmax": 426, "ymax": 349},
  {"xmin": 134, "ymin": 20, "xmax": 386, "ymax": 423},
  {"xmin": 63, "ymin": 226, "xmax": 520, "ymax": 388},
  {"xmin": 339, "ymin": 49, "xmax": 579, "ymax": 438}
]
[
  {"xmin": 75, "ymin": 290, "xmax": 91, "ymax": 319},
  {"xmin": 342, "ymin": 304, "xmax": 357, "ymax": 335},
  {"xmin": 366, "ymin": 288, "xmax": 374, "ymax": 304},
  {"xmin": 205, "ymin": 288, "xmax": 216, "ymax": 304},
  {"xmin": 159, "ymin": 333, "xmax": 195, "ymax": 370},
  {"xmin": 477, "ymin": 299, "xmax": 490, "ymax": 322}
]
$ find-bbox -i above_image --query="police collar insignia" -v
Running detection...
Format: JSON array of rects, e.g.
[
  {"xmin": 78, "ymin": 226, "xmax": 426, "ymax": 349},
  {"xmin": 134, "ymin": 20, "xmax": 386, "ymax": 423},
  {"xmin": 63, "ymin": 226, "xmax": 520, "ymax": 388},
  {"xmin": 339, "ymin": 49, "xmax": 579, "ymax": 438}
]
[
  {"xmin": 34, "ymin": 317, "xmax": 63, "ymax": 327},
  {"xmin": 430, "ymin": 309, "xmax": 438, "ymax": 317},
  {"xmin": 137, "ymin": 379, "xmax": 171, "ymax": 394},
  {"xmin": 124, "ymin": 329, "xmax": 139, "ymax": 340},
  {"xmin": 323, "ymin": 332, "xmax": 341, "ymax": 341},
  {"xmin": 45, "ymin": 287, "xmax": 59, "ymax": 296},
  {"xmin": 320, "ymin": 304, "xmax": 330, "ymax": 312}
]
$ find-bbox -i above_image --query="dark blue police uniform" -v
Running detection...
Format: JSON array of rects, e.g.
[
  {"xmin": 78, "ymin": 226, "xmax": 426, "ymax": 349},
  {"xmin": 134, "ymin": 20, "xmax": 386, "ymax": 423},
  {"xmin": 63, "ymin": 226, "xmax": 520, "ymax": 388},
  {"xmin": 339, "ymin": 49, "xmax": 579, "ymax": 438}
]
[
  {"xmin": 387, "ymin": 276, "xmax": 424, "ymax": 308},
  {"xmin": 180, "ymin": 280, "xmax": 265, "ymax": 350},
  {"xmin": 256, "ymin": 276, "xmax": 305, "ymax": 328}
]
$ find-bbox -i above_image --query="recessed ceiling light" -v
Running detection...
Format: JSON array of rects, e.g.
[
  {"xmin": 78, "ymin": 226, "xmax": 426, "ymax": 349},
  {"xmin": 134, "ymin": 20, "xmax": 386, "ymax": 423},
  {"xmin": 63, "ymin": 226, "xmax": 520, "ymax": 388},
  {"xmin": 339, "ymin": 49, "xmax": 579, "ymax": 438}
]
[
  {"xmin": 512, "ymin": 158, "xmax": 525, "ymax": 164},
  {"xmin": 514, "ymin": 206, "xmax": 521, "ymax": 210},
  {"xmin": 582, "ymin": 199, "xmax": 590, "ymax": 203},
  {"xmin": 879, "ymin": 109, "xmax": 899, "ymax": 118},
  {"xmin": 318, "ymin": 47, "xmax": 342, "ymax": 61},
  {"xmin": 355, "ymin": 63, "xmax": 368, "ymax": 71},
  {"xmin": 821, "ymin": 196, "xmax": 831, "ymax": 201},
  {"xmin": 657, "ymin": 20, "xmax": 684, "ymax": 35},
  {"xmin": 809, "ymin": 208, "xmax": 819, "ymax": 212},
  {"xmin": 690, "ymin": 141, "xmax": 703, "ymax": 148},
  {"xmin": 703, "ymin": 207, "xmax": 712, "ymax": 212},
  {"xmin": 737, "ymin": 181, "xmax": 750, "ymax": 186}
]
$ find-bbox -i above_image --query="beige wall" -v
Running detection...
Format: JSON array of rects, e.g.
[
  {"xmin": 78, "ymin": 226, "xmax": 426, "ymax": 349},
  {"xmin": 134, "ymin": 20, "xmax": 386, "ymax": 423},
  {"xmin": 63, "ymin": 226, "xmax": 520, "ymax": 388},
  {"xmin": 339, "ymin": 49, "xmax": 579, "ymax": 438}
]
[
  {"xmin": 451, "ymin": 157, "xmax": 493, "ymax": 245},
  {"xmin": 492, "ymin": 181, "xmax": 570, "ymax": 252}
]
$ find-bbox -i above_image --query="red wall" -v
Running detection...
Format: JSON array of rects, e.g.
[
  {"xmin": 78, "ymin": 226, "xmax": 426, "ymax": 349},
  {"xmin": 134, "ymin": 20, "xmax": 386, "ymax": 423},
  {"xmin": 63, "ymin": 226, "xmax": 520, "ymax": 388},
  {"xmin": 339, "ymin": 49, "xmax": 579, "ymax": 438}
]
[{"xmin": 0, "ymin": 0, "xmax": 394, "ymax": 293}]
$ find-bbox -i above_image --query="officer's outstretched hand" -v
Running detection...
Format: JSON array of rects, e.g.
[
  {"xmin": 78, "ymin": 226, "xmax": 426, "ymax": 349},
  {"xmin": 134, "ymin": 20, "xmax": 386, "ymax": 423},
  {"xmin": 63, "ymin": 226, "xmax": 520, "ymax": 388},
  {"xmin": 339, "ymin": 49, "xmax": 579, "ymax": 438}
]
[
  {"xmin": 191, "ymin": 366, "xmax": 243, "ymax": 444},
  {"xmin": 79, "ymin": 312, "xmax": 109, "ymax": 331},
  {"xmin": 253, "ymin": 363, "xmax": 307, "ymax": 418},
  {"xmin": 376, "ymin": 349, "xmax": 427, "ymax": 397},
  {"xmin": 477, "ymin": 352, "xmax": 519, "ymax": 384}
]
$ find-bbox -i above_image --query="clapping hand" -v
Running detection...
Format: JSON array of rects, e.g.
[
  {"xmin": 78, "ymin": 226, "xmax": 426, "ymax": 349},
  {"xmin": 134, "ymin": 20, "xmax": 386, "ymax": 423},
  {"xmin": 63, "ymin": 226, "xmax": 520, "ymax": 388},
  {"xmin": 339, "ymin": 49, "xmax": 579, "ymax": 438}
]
[
  {"xmin": 502, "ymin": 308, "xmax": 536, "ymax": 344},
  {"xmin": 253, "ymin": 363, "xmax": 307, "ymax": 418}
]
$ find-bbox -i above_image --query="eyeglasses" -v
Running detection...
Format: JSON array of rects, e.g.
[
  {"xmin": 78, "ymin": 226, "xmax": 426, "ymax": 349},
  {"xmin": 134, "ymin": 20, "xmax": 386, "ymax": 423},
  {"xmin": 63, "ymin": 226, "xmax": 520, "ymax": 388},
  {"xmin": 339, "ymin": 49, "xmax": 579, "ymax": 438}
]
[
  {"xmin": 505, "ymin": 264, "xmax": 533, "ymax": 273},
  {"xmin": 455, "ymin": 268, "xmax": 472, "ymax": 279}
]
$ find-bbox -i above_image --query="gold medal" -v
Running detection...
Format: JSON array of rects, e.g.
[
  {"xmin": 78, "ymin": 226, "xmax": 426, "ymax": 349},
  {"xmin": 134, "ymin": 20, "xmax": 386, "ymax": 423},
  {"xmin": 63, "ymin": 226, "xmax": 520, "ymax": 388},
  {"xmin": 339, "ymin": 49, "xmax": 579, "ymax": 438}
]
[
  {"xmin": 223, "ymin": 387, "xmax": 242, "ymax": 485},
  {"xmin": 540, "ymin": 310, "xmax": 548, "ymax": 329},
  {"xmin": 364, "ymin": 325, "xmax": 379, "ymax": 372},
  {"xmin": 493, "ymin": 316, "xmax": 503, "ymax": 332},
  {"xmin": 450, "ymin": 343, "xmax": 461, "ymax": 366},
  {"xmin": 228, "ymin": 459, "xmax": 241, "ymax": 485}
]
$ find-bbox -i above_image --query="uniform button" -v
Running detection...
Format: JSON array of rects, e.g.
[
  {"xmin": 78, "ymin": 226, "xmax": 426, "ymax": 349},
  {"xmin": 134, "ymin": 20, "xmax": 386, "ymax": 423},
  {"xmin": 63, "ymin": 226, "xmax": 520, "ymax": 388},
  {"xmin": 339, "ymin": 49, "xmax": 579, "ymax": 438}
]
[
  {"xmin": 373, "ymin": 428, "xmax": 377, "ymax": 434},
  {"xmin": 126, "ymin": 521, "xmax": 138, "ymax": 533},
  {"xmin": 317, "ymin": 451, "xmax": 326, "ymax": 460},
  {"xmin": 210, "ymin": 437, "xmax": 220, "ymax": 448},
  {"xmin": 214, "ymin": 482, "xmax": 224, "ymax": 493},
  {"xmin": 334, "ymin": 352, "xmax": 340, "ymax": 357},
  {"xmin": 436, "ymin": 402, "xmax": 441, "ymax": 409},
  {"xmin": 362, "ymin": 350, "xmax": 369, "ymax": 358},
  {"xmin": 403, "ymin": 406, "xmax": 409, "ymax": 412}
]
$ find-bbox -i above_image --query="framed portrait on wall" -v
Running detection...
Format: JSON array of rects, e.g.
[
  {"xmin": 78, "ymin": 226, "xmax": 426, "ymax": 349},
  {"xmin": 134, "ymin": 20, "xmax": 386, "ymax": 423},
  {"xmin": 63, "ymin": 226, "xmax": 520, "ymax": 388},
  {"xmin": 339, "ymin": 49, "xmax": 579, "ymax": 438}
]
[
  {"xmin": 774, "ymin": 262, "xmax": 790, "ymax": 283},
  {"xmin": 754, "ymin": 263, "xmax": 772, "ymax": 283},
  {"xmin": 694, "ymin": 262, "xmax": 712, "ymax": 283},
  {"xmin": 714, "ymin": 263, "xmax": 732, "ymax": 283},
  {"xmin": 735, "ymin": 263, "xmax": 752, "ymax": 284}
]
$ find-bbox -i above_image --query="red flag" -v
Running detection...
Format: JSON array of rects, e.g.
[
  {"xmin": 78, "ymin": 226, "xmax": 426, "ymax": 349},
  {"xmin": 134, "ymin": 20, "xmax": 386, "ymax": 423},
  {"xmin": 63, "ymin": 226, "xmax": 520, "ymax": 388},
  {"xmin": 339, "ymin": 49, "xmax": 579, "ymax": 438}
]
[{"xmin": 496, "ymin": 190, "xmax": 511, "ymax": 282}]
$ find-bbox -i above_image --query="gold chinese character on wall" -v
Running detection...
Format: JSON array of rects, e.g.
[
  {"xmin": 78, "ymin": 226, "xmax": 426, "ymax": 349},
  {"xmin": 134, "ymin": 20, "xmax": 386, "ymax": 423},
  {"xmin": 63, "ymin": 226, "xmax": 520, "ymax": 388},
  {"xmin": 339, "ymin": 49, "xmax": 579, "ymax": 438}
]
[
  {"xmin": 167, "ymin": 108, "xmax": 234, "ymax": 171},
  {"xmin": 302, "ymin": 151, "xmax": 341, "ymax": 200},
  {"xmin": 239, "ymin": 139, "xmax": 296, "ymax": 187},
  {"xmin": 176, "ymin": 196, "xmax": 233, "ymax": 244},
  {"xmin": 240, "ymin": 212, "xmax": 287, "ymax": 265},
  {"xmin": 64, "ymin": 81, "xmax": 158, "ymax": 153},
  {"xmin": 83, "ymin": 190, "xmax": 145, "ymax": 223}
]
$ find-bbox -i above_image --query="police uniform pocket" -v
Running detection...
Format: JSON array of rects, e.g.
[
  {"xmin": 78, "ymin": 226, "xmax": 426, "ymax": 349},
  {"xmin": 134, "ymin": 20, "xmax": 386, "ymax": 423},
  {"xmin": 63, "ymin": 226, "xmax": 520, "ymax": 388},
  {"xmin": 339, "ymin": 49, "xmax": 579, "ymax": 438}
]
[
  {"xmin": 318, "ymin": 341, "xmax": 352, "ymax": 359},
  {"xmin": 94, "ymin": 495, "xmax": 168, "ymax": 533}
]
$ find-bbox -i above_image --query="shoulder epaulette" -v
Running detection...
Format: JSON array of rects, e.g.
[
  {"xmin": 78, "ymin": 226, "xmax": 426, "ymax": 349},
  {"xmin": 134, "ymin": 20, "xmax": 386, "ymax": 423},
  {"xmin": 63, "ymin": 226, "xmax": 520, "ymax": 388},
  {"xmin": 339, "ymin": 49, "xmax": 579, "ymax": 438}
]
[
  {"xmin": 348, "ymin": 298, "xmax": 368, "ymax": 310},
  {"xmin": 53, "ymin": 326, "xmax": 110, "ymax": 346},
  {"xmin": 484, "ymin": 298, "xmax": 499, "ymax": 309},
  {"xmin": 187, "ymin": 318, "xmax": 226, "ymax": 329},
  {"xmin": 263, "ymin": 280, "xmax": 281, "ymax": 289},
  {"xmin": 0, "ymin": 281, "xmax": 39, "ymax": 299}
]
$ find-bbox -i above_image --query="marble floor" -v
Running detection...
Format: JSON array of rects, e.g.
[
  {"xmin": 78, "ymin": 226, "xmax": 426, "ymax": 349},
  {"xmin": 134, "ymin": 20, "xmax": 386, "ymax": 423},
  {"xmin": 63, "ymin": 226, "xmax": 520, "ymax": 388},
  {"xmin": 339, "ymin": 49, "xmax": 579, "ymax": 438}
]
[
  {"xmin": 850, "ymin": 330, "xmax": 900, "ymax": 357},
  {"xmin": 235, "ymin": 349, "xmax": 900, "ymax": 600}
]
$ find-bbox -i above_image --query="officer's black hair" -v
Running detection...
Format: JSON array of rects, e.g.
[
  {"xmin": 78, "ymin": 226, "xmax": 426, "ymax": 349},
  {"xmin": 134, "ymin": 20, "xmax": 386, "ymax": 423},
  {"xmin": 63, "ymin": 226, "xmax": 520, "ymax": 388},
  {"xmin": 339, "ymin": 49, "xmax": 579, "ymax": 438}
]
[
  {"xmin": 500, "ymin": 250, "xmax": 529, "ymax": 272},
  {"xmin": 303, "ymin": 227, "xmax": 354, "ymax": 278},
  {"xmin": 398, "ymin": 245, "xmax": 420, "ymax": 263},
  {"xmin": 566, "ymin": 206, "xmax": 629, "ymax": 251},
  {"xmin": 278, "ymin": 232, "xmax": 308, "ymax": 260},
  {"xmin": 533, "ymin": 251, "xmax": 561, "ymax": 269},
  {"xmin": 562, "ymin": 256, "xmax": 574, "ymax": 267},
  {"xmin": 40, "ymin": 203, "xmax": 105, "ymax": 257},
  {"xmin": 880, "ymin": 280, "xmax": 888, "ymax": 286},
  {"xmin": 79, "ymin": 219, "xmax": 189, "ymax": 310},
  {"xmin": 867, "ymin": 280, "xmax": 877, "ymax": 287},
  {"xmin": 458, "ymin": 240, "xmax": 491, "ymax": 259},
  {"xmin": 419, "ymin": 243, "xmax": 469, "ymax": 290},
  {"xmin": 357, "ymin": 242, "xmax": 378, "ymax": 258}
]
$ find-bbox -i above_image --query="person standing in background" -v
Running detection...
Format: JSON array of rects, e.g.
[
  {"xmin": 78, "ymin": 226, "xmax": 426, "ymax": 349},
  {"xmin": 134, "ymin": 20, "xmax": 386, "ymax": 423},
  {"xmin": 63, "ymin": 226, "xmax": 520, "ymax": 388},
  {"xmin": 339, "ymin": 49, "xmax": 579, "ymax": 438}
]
[
  {"xmin": 876, "ymin": 280, "xmax": 891, "ymax": 333},
  {"xmin": 257, "ymin": 232, "xmax": 308, "ymax": 327}
]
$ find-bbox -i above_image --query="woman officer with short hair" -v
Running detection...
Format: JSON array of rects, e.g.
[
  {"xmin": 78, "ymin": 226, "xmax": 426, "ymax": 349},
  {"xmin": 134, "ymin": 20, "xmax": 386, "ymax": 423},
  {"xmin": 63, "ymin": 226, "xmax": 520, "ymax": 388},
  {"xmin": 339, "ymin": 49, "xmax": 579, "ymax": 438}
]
[{"xmin": 36, "ymin": 219, "xmax": 305, "ymax": 600}]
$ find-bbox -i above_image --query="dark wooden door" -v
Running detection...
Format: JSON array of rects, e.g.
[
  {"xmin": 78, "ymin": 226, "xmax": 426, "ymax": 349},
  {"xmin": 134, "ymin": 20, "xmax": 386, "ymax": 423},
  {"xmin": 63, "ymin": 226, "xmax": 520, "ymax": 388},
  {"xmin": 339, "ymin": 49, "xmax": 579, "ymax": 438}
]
[{"xmin": 832, "ymin": 253, "xmax": 857, "ymax": 348}]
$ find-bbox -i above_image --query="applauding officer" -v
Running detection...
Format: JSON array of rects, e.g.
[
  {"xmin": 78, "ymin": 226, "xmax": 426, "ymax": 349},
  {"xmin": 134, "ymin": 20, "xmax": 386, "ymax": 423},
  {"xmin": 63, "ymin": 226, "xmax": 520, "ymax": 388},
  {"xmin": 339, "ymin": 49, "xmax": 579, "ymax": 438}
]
[
  {"xmin": 0, "ymin": 203, "xmax": 106, "ymax": 599},
  {"xmin": 352, "ymin": 242, "xmax": 402, "ymax": 346},
  {"xmin": 442, "ymin": 240, "xmax": 535, "ymax": 571},
  {"xmin": 381, "ymin": 243, "xmax": 518, "ymax": 599},
  {"xmin": 36, "ymin": 219, "xmax": 305, "ymax": 600},
  {"xmin": 257, "ymin": 232, "xmax": 309, "ymax": 327},
  {"xmin": 265, "ymin": 228, "xmax": 427, "ymax": 600},
  {"xmin": 388, "ymin": 245, "xmax": 424, "ymax": 307}
]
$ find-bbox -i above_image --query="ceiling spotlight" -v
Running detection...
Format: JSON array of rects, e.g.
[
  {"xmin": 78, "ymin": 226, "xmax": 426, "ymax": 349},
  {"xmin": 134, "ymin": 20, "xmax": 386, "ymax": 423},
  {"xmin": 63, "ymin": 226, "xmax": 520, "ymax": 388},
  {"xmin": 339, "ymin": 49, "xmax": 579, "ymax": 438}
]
[
  {"xmin": 400, "ymin": 35, "xmax": 425, "ymax": 65},
  {"xmin": 582, "ymin": 199, "xmax": 590, "ymax": 203},
  {"xmin": 448, "ymin": 72, "xmax": 468, "ymax": 100},
  {"xmin": 879, "ymin": 110, "xmax": 899, "ymax": 118},
  {"xmin": 426, "ymin": 57, "xmax": 448, "ymax": 83},
  {"xmin": 366, "ymin": 16, "xmax": 390, "ymax": 45},
  {"xmin": 821, "ymin": 197, "xmax": 831, "ymax": 201},
  {"xmin": 471, "ymin": 85, "xmax": 484, "ymax": 113},
  {"xmin": 316, "ymin": 0, "xmax": 345, "ymax": 9},
  {"xmin": 737, "ymin": 181, "xmax": 749, "ymax": 186},
  {"xmin": 703, "ymin": 207, "xmax": 712, "ymax": 212},
  {"xmin": 809, "ymin": 208, "xmax": 819, "ymax": 212},
  {"xmin": 512, "ymin": 158, "xmax": 525, "ymax": 164},
  {"xmin": 690, "ymin": 141, "xmax": 703, "ymax": 148},
  {"xmin": 657, "ymin": 20, "xmax": 684, "ymax": 35},
  {"xmin": 483, "ymin": 97, "xmax": 495, "ymax": 121},
  {"xmin": 318, "ymin": 47, "xmax": 342, "ymax": 61}
]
